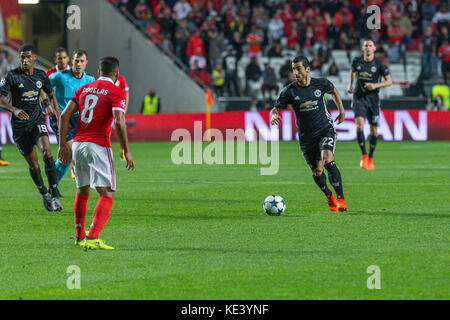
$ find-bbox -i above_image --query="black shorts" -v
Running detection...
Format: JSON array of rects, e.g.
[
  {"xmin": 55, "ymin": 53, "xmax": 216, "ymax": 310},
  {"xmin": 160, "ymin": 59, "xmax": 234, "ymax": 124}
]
[
  {"xmin": 352, "ymin": 94, "xmax": 381, "ymax": 125},
  {"xmin": 50, "ymin": 114, "xmax": 78, "ymax": 142},
  {"xmin": 300, "ymin": 126, "xmax": 337, "ymax": 169},
  {"xmin": 13, "ymin": 122, "xmax": 49, "ymax": 157}
]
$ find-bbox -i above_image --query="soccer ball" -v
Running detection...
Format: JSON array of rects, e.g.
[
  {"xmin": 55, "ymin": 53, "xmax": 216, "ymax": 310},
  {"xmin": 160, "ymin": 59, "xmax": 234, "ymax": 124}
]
[{"xmin": 263, "ymin": 195, "xmax": 286, "ymax": 216}]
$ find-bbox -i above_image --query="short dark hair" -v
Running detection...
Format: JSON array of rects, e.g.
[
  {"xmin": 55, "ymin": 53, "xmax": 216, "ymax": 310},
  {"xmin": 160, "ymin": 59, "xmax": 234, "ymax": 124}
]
[
  {"xmin": 55, "ymin": 47, "xmax": 68, "ymax": 56},
  {"xmin": 363, "ymin": 38, "xmax": 376, "ymax": 46},
  {"xmin": 99, "ymin": 56, "xmax": 119, "ymax": 75},
  {"xmin": 292, "ymin": 56, "xmax": 310, "ymax": 68},
  {"xmin": 19, "ymin": 44, "xmax": 35, "ymax": 54},
  {"xmin": 72, "ymin": 49, "xmax": 88, "ymax": 59}
]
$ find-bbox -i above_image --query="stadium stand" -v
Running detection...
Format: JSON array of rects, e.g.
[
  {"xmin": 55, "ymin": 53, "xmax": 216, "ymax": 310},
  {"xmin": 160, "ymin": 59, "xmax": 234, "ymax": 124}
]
[{"xmin": 97, "ymin": 1, "xmax": 450, "ymax": 106}]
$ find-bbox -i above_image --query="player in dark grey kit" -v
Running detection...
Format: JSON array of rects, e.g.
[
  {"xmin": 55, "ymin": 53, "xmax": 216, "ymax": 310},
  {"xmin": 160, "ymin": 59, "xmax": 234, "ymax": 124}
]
[
  {"xmin": 271, "ymin": 56, "xmax": 348, "ymax": 212},
  {"xmin": 348, "ymin": 39, "xmax": 392, "ymax": 170},
  {"xmin": 0, "ymin": 44, "xmax": 63, "ymax": 211}
]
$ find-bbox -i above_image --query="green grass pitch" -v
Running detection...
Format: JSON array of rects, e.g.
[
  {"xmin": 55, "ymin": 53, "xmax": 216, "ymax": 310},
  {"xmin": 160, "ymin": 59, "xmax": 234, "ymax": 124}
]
[{"xmin": 0, "ymin": 141, "xmax": 448, "ymax": 300}]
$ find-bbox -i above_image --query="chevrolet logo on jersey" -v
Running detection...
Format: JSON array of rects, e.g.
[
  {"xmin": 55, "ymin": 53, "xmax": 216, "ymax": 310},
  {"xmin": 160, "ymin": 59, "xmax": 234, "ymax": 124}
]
[
  {"xmin": 358, "ymin": 71, "xmax": 373, "ymax": 81},
  {"xmin": 23, "ymin": 91, "xmax": 39, "ymax": 98},
  {"xmin": 299, "ymin": 100, "xmax": 318, "ymax": 109}
]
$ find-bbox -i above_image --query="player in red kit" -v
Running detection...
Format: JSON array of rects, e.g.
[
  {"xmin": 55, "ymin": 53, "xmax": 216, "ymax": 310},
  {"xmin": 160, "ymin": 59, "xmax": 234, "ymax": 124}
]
[
  {"xmin": 58, "ymin": 57, "xmax": 135, "ymax": 250},
  {"xmin": 115, "ymin": 73, "xmax": 130, "ymax": 161},
  {"xmin": 46, "ymin": 47, "xmax": 71, "ymax": 76}
]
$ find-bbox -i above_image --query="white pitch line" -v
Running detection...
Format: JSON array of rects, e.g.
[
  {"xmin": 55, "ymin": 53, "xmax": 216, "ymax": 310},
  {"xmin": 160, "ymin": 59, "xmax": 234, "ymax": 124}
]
[
  {"xmin": 0, "ymin": 177, "xmax": 448, "ymax": 186},
  {"xmin": 110, "ymin": 179, "xmax": 450, "ymax": 187}
]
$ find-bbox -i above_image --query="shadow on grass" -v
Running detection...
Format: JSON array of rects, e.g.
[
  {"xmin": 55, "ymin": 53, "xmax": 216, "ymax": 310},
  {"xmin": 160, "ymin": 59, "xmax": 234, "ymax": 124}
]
[
  {"xmin": 116, "ymin": 213, "xmax": 304, "ymax": 220},
  {"xmin": 120, "ymin": 245, "xmax": 320, "ymax": 256},
  {"xmin": 349, "ymin": 210, "xmax": 449, "ymax": 219}
]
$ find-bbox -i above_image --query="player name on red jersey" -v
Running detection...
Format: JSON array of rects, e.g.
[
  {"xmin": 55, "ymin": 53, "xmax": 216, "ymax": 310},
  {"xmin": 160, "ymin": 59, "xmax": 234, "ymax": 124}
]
[{"xmin": 82, "ymin": 87, "xmax": 109, "ymax": 95}]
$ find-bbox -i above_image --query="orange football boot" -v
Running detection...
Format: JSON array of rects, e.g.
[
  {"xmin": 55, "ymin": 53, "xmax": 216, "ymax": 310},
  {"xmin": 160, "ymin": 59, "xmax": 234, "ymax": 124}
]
[
  {"xmin": 326, "ymin": 194, "xmax": 338, "ymax": 212},
  {"xmin": 360, "ymin": 154, "xmax": 368, "ymax": 169},
  {"xmin": 366, "ymin": 157, "xmax": 375, "ymax": 170},
  {"xmin": 337, "ymin": 196, "xmax": 348, "ymax": 212}
]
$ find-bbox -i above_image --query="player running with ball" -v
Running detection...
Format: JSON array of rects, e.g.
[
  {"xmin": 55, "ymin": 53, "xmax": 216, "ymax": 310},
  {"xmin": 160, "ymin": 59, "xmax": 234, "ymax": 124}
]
[
  {"xmin": 271, "ymin": 56, "xmax": 348, "ymax": 212},
  {"xmin": 58, "ymin": 57, "xmax": 134, "ymax": 250}
]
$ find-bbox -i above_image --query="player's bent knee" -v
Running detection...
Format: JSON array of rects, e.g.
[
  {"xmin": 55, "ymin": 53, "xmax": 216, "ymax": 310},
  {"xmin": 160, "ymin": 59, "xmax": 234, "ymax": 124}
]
[
  {"xmin": 29, "ymin": 163, "xmax": 40, "ymax": 170},
  {"xmin": 96, "ymin": 187, "xmax": 114, "ymax": 198},
  {"xmin": 42, "ymin": 151, "xmax": 52, "ymax": 159},
  {"xmin": 321, "ymin": 151, "xmax": 334, "ymax": 165},
  {"xmin": 312, "ymin": 168, "xmax": 323, "ymax": 176},
  {"xmin": 370, "ymin": 127, "xmax": 378, "ymax": 136},
  {"xmin": 77, "ymin": 186, "xmax": 91, "ymax": 196}
]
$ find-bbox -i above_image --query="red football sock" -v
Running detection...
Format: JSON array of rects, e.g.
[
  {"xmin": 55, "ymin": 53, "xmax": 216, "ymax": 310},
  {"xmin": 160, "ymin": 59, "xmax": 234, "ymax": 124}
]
[
  {"xmin": 88, "ymin": 195, "xmax": 113, "ymax": 239},
  {"xmin": 74, "ymin": 193, "xmax": 89, "ymax": 238}
]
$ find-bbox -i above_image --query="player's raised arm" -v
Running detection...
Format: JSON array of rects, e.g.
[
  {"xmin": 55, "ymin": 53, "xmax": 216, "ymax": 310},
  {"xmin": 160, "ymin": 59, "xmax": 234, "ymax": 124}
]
[
  {"xmin": 58, "ymin": 100, "xmax": 78, "ymax": 164},
  {"xmin": 113, "ymin": 109, "xmax": 134, "ymax": 170}
]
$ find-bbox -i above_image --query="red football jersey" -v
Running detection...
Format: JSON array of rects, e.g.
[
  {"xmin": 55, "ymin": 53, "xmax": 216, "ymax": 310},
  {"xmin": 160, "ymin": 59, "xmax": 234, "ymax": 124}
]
[
  {"xmin": 46, "ymin": 65, "xmax": 71, "ymax": 76},
  {"xmin": 46, "ymin": 66, "xmax": 57, "ymax": 76},
  {"xmin": 73, "ymin": 76, "xmax": 127, "ymax": 148},
  {"xmin": 115, "ymin": 74, "xmax": 129, "ymax": 92}
]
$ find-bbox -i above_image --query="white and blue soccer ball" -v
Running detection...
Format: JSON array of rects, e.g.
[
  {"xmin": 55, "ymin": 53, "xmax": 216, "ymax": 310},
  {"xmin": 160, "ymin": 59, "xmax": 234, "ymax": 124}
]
[{"xmin": 263, "ymin": 195, "xmax": 286, "ymax": 216}]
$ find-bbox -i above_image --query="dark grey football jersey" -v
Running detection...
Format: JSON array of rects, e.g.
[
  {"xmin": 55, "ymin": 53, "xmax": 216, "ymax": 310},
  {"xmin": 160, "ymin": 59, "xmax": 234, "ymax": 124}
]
[
  {"xmin": 274, "ymin": 78, "xmax": 335, "ymax": 140},
  {"xmin": 0, "ymin": 67, "xmax": 52, "ymax": 131},
  {"xmin": 351, "ymin": 57, "xmax": 389, "ymax": 96}
]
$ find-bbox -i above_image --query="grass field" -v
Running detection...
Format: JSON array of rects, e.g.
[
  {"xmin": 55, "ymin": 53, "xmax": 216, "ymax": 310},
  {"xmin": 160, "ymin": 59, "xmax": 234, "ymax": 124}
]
[{"xmin": 0, "ymin": 140, "xmax": 448, "ymax": 300}]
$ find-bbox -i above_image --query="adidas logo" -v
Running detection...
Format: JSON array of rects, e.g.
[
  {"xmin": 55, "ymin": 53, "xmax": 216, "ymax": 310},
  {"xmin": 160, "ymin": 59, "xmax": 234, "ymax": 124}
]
[
  {"xmin": 294, "ymin": 96, "xmax": 301, "ymax": 101},
  {"xmin": 19, "ymin": 83, "xmax": 24, "ymax": 88}
]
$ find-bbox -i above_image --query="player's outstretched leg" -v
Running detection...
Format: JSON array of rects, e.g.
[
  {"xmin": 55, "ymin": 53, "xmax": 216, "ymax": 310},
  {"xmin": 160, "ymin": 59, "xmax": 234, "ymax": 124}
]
[
  {"xmin": 312, "ymin": 166, "xmax": 338, "ymax": 212},
  {"xmin": 85, "ymin": 188, "xmax": 115, "ymax": 250},
  {"xmin": 324, "ymin": 160, "xmax": 347, "ymax": 212},
  {"xmin": 25, "ymin": 149, "xmax": 54, "ymax": 211},
  {"xmin": 43, "ymin": 157, "xmax": 63, "ymax": 211},
  {"xmin": 37, "ymin": 136, "xmax": 63, "ymax": 210},
  {"xmin": 29, "ymin": 167, "xmax": 54, "ymax": 211}
]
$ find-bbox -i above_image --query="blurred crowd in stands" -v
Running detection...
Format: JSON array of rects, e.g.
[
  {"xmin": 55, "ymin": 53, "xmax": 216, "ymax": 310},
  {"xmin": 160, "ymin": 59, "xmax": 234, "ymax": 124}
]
[
  {"xmin": 0, "ymin": 44, "xmax": 15, "ymax": 79},
  {"xmin": 109, "ymin": 0, "xmax": 449, "ymax": 108}
]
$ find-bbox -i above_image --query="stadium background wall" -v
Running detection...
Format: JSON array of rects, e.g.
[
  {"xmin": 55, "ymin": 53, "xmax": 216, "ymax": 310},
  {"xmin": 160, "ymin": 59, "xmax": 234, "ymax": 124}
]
[{"xmin": 1, "ymin": 110, "xmax": 449, "ymax": 144}]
